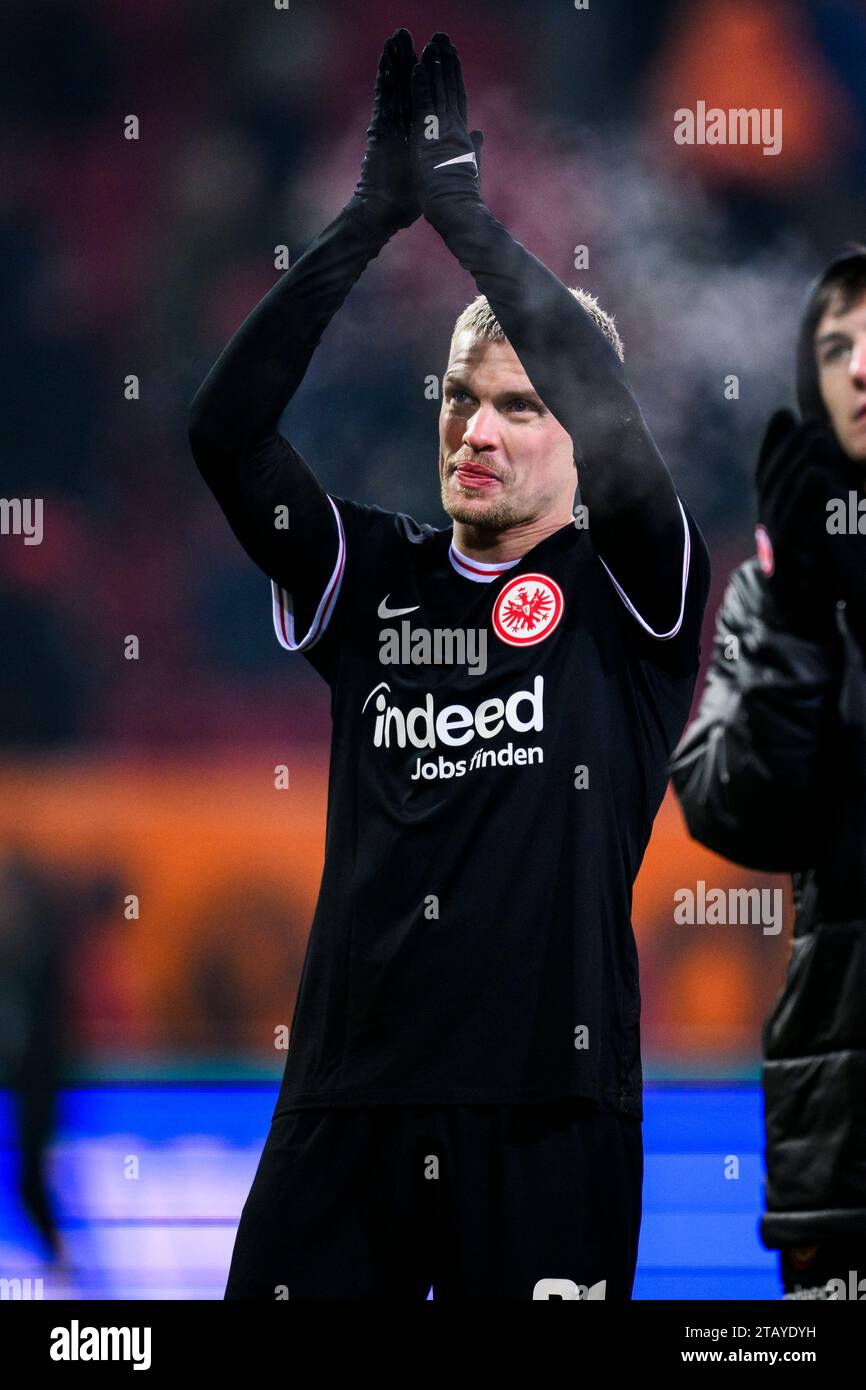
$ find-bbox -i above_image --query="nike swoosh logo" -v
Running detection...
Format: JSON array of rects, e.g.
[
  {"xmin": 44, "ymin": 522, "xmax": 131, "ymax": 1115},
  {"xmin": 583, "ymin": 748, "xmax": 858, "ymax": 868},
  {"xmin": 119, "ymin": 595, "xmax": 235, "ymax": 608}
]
[
  {"xmin": 433, "ymin": 151, "xmax": 478, "ymax": 174},
  {"xmin": 378, "ymin": 595, "xmax": 420, "ymax": 619}
]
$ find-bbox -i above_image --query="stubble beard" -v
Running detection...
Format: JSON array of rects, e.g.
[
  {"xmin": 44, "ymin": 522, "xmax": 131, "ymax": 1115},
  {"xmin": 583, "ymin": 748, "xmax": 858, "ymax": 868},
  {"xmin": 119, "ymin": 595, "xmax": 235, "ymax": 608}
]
[{"xmin": 441, "ymin": 476, "xmax": 535, "ymax": 532}]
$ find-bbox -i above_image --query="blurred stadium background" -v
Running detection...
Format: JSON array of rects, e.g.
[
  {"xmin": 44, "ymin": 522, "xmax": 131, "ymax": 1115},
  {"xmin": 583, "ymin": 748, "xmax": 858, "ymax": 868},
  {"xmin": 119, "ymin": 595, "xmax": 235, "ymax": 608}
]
[{"xmin": 2, "ymin": 0, "xmax": 864, "ymax": 1298}]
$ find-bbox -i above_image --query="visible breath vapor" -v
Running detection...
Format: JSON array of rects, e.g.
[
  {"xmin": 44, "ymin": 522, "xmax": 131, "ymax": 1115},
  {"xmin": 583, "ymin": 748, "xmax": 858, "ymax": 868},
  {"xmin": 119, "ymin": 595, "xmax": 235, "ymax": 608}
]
[{"xmin": 291, "ymin": 87, "xmax": 816, "ymax": 530}]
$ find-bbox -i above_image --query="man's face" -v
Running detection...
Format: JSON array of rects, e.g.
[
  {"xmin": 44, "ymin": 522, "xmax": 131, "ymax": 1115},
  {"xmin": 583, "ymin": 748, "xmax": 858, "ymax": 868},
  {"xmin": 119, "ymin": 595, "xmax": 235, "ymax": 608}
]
[
  {"xmin": 815, "ymin": 288, "xmax": 866, "ymax": 463},
  {"xmin": 439, "ymin": 332, "xmax": 576, "ymax": 530}
]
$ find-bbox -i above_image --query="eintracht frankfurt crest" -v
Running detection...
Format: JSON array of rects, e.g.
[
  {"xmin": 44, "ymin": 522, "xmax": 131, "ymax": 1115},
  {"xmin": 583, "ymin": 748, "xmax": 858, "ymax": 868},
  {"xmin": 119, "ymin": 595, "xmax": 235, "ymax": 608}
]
[{"xmin": 492, "ymin": 572, "xmax": 564, "ymax": 646}]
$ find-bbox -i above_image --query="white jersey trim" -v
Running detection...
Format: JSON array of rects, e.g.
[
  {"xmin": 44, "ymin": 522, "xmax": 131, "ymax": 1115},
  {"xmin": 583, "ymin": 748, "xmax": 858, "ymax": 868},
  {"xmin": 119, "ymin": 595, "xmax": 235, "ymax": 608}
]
[
  {"xmin": 599, "ymin": 495, "xmax": 691, "ymax": 640},
  {"xmin": 449, "ymin": 540, "xmax": 522, "ymax": 584},
  {"xmin": 271, "ymin": 494, "xmax": 346, "ymax": 651}
]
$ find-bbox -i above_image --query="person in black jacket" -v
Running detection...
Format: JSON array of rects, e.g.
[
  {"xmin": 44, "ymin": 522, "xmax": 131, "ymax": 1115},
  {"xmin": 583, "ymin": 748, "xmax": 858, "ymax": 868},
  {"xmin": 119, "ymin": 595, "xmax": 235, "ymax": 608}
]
[{"xmin": 669, "ymin": 248, "xmax": 866, "ymax": 1298}]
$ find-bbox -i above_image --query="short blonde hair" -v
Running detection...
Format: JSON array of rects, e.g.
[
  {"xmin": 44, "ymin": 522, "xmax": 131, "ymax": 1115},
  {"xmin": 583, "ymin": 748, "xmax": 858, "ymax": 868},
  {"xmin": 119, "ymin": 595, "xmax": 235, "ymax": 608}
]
[{"xmin": 450, "ymin": 290, "xmax": 625, "ymax": 363}]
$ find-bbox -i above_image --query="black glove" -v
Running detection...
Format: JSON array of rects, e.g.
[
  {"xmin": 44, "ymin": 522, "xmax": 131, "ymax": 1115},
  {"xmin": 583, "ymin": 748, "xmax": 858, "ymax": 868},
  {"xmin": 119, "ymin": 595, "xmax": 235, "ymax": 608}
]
[
  {"xmin": 754, "ymin": 408, "xmax": 863, "ymax": 634},
  {"xmin": 410, "ymin": 33, "xmax": 485, "ymax": 225},
  {"xmin": 353, "ymin": 29, "xmax": 423, "ymax": 234}
]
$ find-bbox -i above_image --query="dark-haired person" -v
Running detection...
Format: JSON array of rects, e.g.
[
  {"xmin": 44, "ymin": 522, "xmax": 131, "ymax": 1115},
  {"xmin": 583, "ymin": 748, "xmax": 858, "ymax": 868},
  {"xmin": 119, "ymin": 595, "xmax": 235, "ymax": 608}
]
[
  {"xmin": 190, "ymin": 31, "xmax": 710, "ymax": 1300},
  {"xmin": 670, "ymin": 248, "xmax": 866, "ymax": 1298}
]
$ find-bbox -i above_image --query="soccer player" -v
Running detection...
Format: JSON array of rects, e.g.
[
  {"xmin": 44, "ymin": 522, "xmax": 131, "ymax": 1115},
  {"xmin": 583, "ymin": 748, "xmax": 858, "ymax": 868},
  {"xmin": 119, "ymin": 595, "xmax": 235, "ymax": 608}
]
[
  {"xmin": 189, "ymin": 30, "xmax": 710, "ymax": 1301},
  {"xmin": 669, "ymin": 249, "xmax": 866, "ymax": 1298}
]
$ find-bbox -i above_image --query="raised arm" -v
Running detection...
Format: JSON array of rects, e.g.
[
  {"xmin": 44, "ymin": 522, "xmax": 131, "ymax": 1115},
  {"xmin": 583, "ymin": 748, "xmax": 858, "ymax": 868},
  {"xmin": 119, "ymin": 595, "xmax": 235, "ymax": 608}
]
[
  {"xmin": 187, "ymin": 31, "xmax": 422, "ymax": 640},
  {"xmin": 409, "ymin": 33, "xmax": 686, "ymax": 636}
]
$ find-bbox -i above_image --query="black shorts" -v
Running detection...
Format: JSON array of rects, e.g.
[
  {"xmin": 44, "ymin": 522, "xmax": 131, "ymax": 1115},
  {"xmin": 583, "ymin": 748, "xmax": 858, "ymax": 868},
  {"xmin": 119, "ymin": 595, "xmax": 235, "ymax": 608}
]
[{"xmin": 224, "ymin": 1098, "xmax": 643, "ymax": 1300}]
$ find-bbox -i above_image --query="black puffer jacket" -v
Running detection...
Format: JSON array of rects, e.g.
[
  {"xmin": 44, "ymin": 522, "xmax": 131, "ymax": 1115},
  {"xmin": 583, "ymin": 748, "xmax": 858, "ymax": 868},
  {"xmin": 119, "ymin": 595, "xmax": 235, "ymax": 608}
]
[{"xmin": 669, "ymin": 557, "xmax": 866, "ymax": 1248}]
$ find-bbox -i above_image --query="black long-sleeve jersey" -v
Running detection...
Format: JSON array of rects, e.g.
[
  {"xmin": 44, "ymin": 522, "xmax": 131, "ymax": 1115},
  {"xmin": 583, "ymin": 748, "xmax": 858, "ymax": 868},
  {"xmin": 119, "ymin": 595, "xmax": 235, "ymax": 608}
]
[{"xmin": 189, "ymin": 192, "xmax": 711, "ymax": 1118}]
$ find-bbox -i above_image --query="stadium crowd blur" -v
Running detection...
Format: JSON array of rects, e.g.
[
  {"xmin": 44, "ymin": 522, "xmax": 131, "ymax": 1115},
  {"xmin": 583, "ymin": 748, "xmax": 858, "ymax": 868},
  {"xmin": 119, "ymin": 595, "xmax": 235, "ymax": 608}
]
[{"xmin": 4, "ymin": 0, "xmax": 866, "ymax": 750}]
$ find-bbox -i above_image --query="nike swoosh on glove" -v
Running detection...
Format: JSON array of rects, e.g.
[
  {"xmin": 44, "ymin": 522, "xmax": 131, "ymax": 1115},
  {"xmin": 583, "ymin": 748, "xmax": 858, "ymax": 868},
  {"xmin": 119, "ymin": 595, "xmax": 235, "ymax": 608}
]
[{"xmin": 410, "ymin": 32, "xmax": 485, "ymax": 222}]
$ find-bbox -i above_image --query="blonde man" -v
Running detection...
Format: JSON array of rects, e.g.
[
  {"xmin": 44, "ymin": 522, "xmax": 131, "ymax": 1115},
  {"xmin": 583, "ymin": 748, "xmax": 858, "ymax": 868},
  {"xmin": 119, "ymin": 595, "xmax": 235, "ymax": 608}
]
[{"xmin": 191, "ymin": 30, "xmax": 709, "ymax": 1301}]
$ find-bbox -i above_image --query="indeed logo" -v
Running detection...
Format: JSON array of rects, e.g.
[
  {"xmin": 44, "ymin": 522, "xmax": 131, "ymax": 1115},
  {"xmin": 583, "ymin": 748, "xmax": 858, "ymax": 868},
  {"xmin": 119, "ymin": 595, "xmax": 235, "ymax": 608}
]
[{"xmin": 362, "ymin": 675, "xmax": 544, "ymax": 750}]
